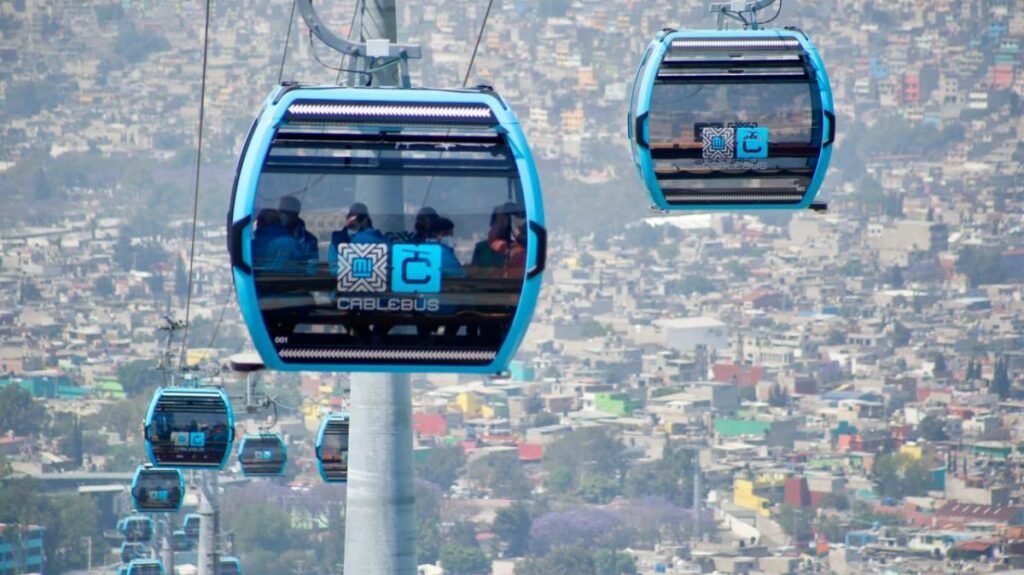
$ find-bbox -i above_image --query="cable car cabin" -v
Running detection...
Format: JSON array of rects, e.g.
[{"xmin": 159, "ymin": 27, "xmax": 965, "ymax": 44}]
[
  {"xmin": 144, "ymin": 387, "xmax": 235, "ymax": 469},
  {"xmin": 238, "ymin": 432, "xmax": 287, "ymax": 477},
  {"xmin": 228, "ymin": 85, "xmax": 547, "ymax": 373},
  {"xmin": 315, "ymin": 413, "xmax": 350, "ymax": 483},
  {"xmin": 131, "ymin": 466, "xmax": 185, "ymax": 513},
  {"xmin": 182, "ymin": 513, "xmax": 201, "ymax": 541},
  {"xmin": 126, "ymin": 559, "xmax": 165, "ymax": 575},
  {"xmin": 120, "ymin": 542, "xmax": 150, "ymax": 564},
  {"xmin": 118, "ymin": 516, "xmax": 154, "ymax": 543},
  {"xmin": 219, "ymin": 556, "xmax": 243, "ymax": 575},
  {"xmin": 172, "ymin": 529, "xmax": 195, "ymax": 552},
  {"xmin": 629, "ymin": 29, "xmax": 834, "ymax": 210}
]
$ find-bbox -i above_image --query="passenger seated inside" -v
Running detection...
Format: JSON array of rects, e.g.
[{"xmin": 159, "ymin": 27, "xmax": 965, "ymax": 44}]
[
  {"xmin": 411, "ymin": 207, "xmax": 439, "ymax": 243},
  {"xmin": 277, "ymin": 196, "xmax": 319, "ymax": 271},
  {"xmin": 429, "ymin": 217, "xmax": 466, "ymax": 278},
  {"xmin": 252, "ymin": 208, "xmax": 302, "ymax": 273},
  {"xmin": 471, "ymin": 202, "xmax": 516, "ymax": 270},
  {"xmin": 507, "ymin": 209, "xmax": 528, "ymax": 271},
  {"xmin": 328, "ymin": 202, "xmax": 388, "ymax": 272}
]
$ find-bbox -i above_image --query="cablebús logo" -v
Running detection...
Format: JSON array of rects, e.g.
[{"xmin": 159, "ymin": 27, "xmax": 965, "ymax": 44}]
[{"xmin": 336, "ymin": 243, "xmax": 442, "ymax": 312}]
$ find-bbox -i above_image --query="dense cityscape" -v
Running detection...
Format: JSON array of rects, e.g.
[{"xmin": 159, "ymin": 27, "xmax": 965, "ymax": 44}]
[{"xmin": 1, "ymin": 0, "xmax": 1024, "ymax": 574}]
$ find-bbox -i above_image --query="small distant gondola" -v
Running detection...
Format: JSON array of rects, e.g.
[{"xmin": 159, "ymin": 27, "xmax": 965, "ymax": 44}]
[
  {"xmin": 629, "ymin": 29, "xmax": 834, "ymax": 210},
  {"xmin": 120, "ymin": 542, "xmax": 150, "ymax": 564},
  {"xmin": 117, "ymin": 516, "xmax": 154, "ymax": 543},
  {"xmin": 131, "ymin": 466, "xmax": 185, "ymax": 513},
  {"xmin": 238, "ymin": 432, "xmax": 288, "ymax": 477},
  {"xmin": 315, "ymin": 413, "xmax": 350, "ymax": 483},
  {"xmin": 144, "ymin": 387, "xmax": 235, "ymax": 469},
  {"xmin": 126, "ymin": 559, "xmax": 164, "ymax": 575},
  {"xmin": 219, "ymin": 556, "xmax": 243, "ymax": 575}
]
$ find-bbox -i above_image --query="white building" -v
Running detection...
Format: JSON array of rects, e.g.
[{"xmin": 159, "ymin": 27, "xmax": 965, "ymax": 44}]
[{"xmin": 655, "ymin": 317, "xmax": 728, "ymax": 354}]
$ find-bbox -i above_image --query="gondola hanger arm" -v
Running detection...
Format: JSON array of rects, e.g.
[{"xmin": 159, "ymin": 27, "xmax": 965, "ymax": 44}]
[{"xmin": 295, "ymin": 0, "xmax": 422, "ymax": 60}]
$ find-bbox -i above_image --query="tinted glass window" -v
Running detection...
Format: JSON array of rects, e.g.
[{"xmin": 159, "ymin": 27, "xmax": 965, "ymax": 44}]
[
  {"xmin": 649, "ymin": 48, "xmax": 820, "ymax": 203},
  {"xmin": 133, "ymin": 471, "xmax": 182, "ymax": 512},
  {"xmin": 240, "ymin": 436, "xmax": 287, "ymax": 475},
  {"xmin": 252, "ymin": 119, "xmax": 527, "ymax": 366},
  {"xmin": 148, "ymin": 398, "xmax": 231, "ymax": 467}
]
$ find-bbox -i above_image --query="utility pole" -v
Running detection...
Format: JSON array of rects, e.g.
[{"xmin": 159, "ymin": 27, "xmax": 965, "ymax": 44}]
[
  {"xmin": 198, "ymin": 473, "xmax": 220, "ymax": 575},
  {"xmin": 161, "ymin": 517, "xmax": 175, "ymax": 575},
  {"xmin": 343, "ymin": 1, "xmax": 418, "ymax": 574}
]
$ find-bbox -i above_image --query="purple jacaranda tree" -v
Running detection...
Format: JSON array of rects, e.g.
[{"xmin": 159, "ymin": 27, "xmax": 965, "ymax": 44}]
[{"xmin": 528, "ymin": 507, "xmax": 628, "ymax": 554}]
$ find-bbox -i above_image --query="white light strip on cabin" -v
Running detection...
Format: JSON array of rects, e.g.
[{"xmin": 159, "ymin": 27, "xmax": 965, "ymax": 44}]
[
  {"xmin": 671, "ymin": 39, "xmax": 801, "ymax": 49},
  {"xmin": 288, "ymin": 103, "xmax": 494, "ymax": 120},
  {"xmin": 280, "ymin": 348, "xmax": 497, "ymax": 362},
  {"xmin": 665, "ymin": 194, "xmax": 804, "ymax": 202}
]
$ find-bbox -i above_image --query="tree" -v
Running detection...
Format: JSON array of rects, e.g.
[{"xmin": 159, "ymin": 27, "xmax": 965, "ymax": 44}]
[
  {"xmin": 116, "ymin": 359, "xmax": 164, "ymax": 397},
  {"xmin": 891, "ymin": 321, "xmax": 911, "ymax": 347},
  {"xmin": 992, "ymin": 357, "xmax": 1010, "ymax": 400},
  {"xmin": 518, "ymin": 546, "xmax": 594, "ymax": 575},
  {"xmin": 439, "ymin": 543, "xmax": 490, "ymax": 575},
  {"xmin": 817, "ymin": 492, "xmax": 849, "ymax": 511},
  {"xmin": 594, "ymin": 549, "xmax": 638, "ymax": 575},
  {"xmin": 917, "ymin": 416, "xmax": 948, "ymax": 442},
  {"xmin": 580, "ymin": 319, "xmax": 610, "ymax": 339},
  {"xmin": 624, "ymin": 441, "xmax": 695, "ymax": 506},
  {"xmin": 229, "ymin": 503, "xmax": 298, "ymax": 555},
  {"xmin": 94, "ymin": 275, "xmax": 115, "ymax": 297},
  {"xmin": 0, "ymin": 384, "xmax": 49, "ymax": 436},
  {"xmin": 957, "ymin": 246, "xmax": 1005, "ymax": 287},
  {"xmin": 777, "ymin": 505, "xmax": 815, "ymax": 543},
  {"xmin": 543, "ymin": 428, "xmax": 629, "ymax": 497},
  {"xmin": 675, "ymin": 275, "xmax": 718, "ymax": 295},
  {"xmin": 576, "ymin": 474, "xmax": 620, "ymax": 504},
  {"xmin": 529, "ymin": 508, "xmax": 628, "ymax": 555},
  {"xmin": 873, "ymin": 453, "xmax": 933, "ymax": 499},
  {"xmin": 86, "ymin": 397, "xmax": 148, "ymax": 441},
  {"xmin": 494, "ymin": 503, "xmax": 531, "ymax": 557},
  {"xmin": 468, "ymin": 452, "xmax": 531, "ymax": 499},
  {"xmin": 0, "ymin": 454, "xmax": 12, "ymax": 478},
  {"xmin": 932, "ymin": 353, "xmax": 948, "ymax": 377},
  {"xmin": 768, "ymin": 384, "xmax": 790, "ymax": 408},
  {"xmin": 815, "ymin": 514, "xmax": 847, "ymax": 543},
  {"xmin": 415, "ymin": 444, "xmax": 465, "ymax": 492},
  {"xmin": 516, "ymin": 545, "xmax": 637, "ymax": 575}
]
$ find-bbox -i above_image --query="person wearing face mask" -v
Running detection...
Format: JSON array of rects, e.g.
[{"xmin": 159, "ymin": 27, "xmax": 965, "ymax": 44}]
[
  {"xmin": 278, "ymin": 196, "xmax": 319, "ymax": 272},
  {"xmin": 430, "ymin": 217, "xmax": 466, "ymax": 278},
  {"xmin": 506, "ymin": 210, "xmax": 528, "ymax": 272},
  {"xmin": 328, "ymin": 202, "xmax": 388, "ymax": 273}
]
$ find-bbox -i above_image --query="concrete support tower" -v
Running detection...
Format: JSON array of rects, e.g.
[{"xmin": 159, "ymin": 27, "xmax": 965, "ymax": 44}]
[{"xmin": 343, "ymin": 2, "xmax": 418, "ymax": 574}]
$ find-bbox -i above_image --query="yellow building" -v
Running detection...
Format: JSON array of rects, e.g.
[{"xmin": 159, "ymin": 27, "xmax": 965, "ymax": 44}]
[
  {"xmin": 733, "ymin": 471, "xmax": 788, "ymax": 517},
  {"xmin": 900, "ymin": 444, "xmax": 923, "ymax": 460},
  {"xmin": 455, "ymin": 392, "xmax": 481, "ymax": 418}
]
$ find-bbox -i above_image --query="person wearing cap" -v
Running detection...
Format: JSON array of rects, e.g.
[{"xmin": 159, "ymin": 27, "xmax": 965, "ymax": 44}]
[
  {"xmin": 277, "ymin": 196, "xmax": 319, "ymax": 271},
  {"xmin": 328, "ymin": 202, "xmax": 388, "ymax": 273}
]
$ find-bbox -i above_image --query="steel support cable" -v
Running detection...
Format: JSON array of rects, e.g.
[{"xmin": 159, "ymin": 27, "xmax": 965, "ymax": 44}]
[
  {"xmin": 180, "ymin": 0, "xmax": 214, "ymax": 359},
  {"xmin": 278, "ymin": 0, "xmax": 298, "ymax": 83},
  {"xmin": 420, "ymin": 0, "xmax": 497, "ymax": 209}
]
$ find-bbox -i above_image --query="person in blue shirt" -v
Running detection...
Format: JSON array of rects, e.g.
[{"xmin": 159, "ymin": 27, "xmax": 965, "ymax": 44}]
[
  {"xmin": 278, "ymin": 196, "xmax": 319, "ymax": 272},
  {"xmin": 252, "ymin": 208, "xmax": 304, "ymax": 273},
  {"xmin": 429, "ymin": 217, "xmax": 466, "ymax": 278},
  {"xmin": 328, "ymin": 202, "xmax": 388, "ymax": 273}
]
